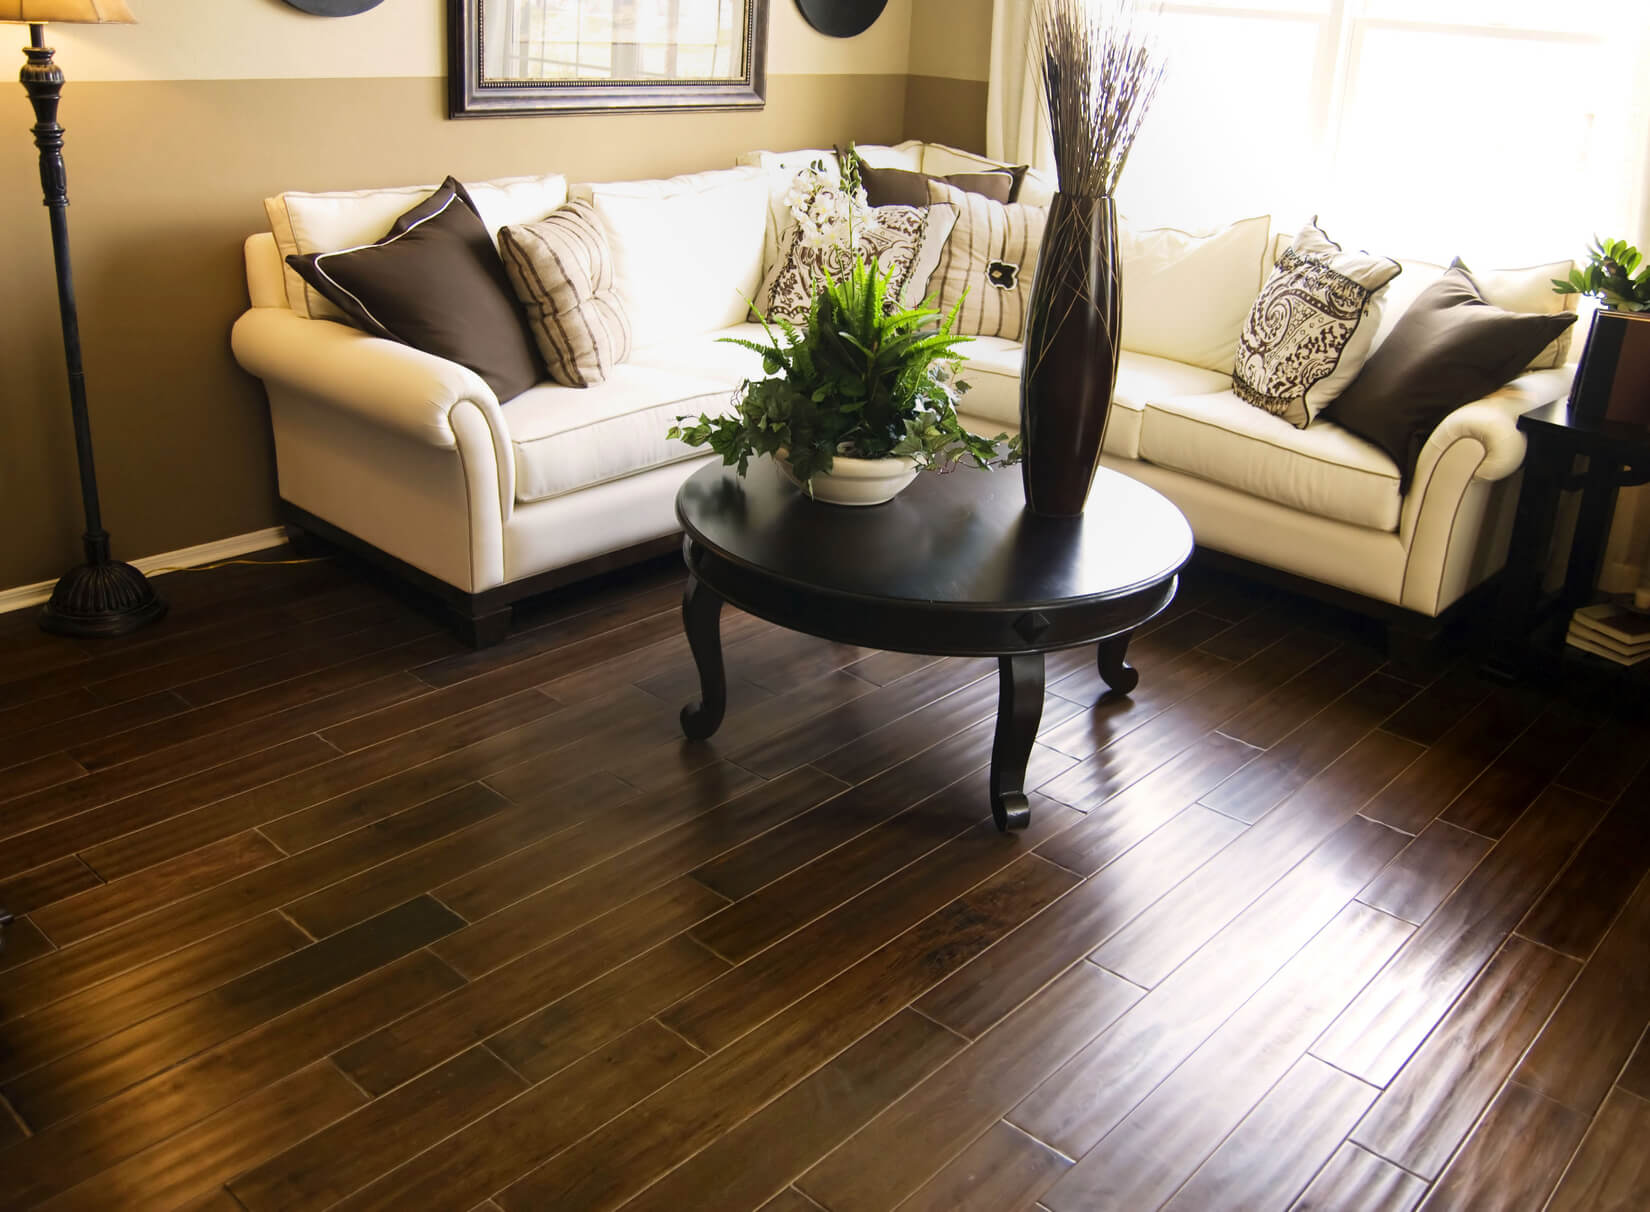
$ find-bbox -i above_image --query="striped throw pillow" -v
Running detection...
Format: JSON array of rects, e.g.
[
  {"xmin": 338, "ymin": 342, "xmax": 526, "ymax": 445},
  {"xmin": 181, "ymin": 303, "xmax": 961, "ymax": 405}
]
[
  {"xmin": 500, "ymin": 201, "xmax": 632, "ymax": 388},
  {"xmin": 924, "ymin": 181, "xmax": 1048, "ymax": 341}
]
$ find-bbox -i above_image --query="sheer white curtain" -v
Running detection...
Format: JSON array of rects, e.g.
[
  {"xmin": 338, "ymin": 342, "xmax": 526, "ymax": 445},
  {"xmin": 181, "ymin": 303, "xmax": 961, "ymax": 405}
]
[
  {"xmin": 987, "ymin": 0, "xmax": 1650, "ymax": 595},
  {"xmin": 985, "ymin": 0, "xmax": 1052, "ymax": 172}
]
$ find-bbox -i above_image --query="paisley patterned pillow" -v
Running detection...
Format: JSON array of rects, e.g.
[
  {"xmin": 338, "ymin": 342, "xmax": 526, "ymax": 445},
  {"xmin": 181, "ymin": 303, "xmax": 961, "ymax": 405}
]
[
  {"xmin": 1233, "ymin": 221, "xmax": 1401, "ymax": 428},
  {"xmin": 757, "ymin": 203, "xmax": 957, "ymax": 325}
]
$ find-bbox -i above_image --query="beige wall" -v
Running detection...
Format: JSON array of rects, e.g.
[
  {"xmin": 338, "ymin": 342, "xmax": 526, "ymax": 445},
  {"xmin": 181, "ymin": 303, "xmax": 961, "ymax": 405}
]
[
  {"xmin": 48, "ymin": 0, "xmax": 918, "ymax": 79},
  {"xmin": 908, "ymin": 0, "xmax": 992, "ymax": 81},
  {"xmin": 905, "ymin": 0, "xmax": 991, "ymax": 149},
  {"xmin": 1, "ymin": 0, "xmax": 995, "ymax": 591}
]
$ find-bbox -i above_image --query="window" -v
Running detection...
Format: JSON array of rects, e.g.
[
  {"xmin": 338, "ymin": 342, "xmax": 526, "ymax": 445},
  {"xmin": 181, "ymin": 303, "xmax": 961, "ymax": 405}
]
[
  {"xmin": 1116, "ymin": 0, "xmax": 1649, "ymax": 261},
  {"xmin": 491, "ymin": 0, "xmax": 741, "ymax": 82}
]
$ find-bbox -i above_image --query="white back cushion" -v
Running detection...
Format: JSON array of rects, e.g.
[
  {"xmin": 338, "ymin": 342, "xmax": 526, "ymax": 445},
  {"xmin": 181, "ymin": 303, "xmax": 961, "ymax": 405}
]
[
  {"xmin": 265, "ymin": 172, "xmax": 569, "ymax": 320},
  {"xmin": 573, "ymin": 167, "xmax": 769, "ymax": 348},
  {"xmin": 738, "ymin": 147, "xmax": 841, "ymax": 177},
  {"xmin": 1119, "ymin": 214, "xmax": 1272, "ymax": 373}
]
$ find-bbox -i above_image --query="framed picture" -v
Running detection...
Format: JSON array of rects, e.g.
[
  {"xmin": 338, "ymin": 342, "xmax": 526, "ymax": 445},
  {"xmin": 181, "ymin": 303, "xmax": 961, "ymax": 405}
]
[{"xmin": 449, "ymin": 0, "xmax": 769, "ymax": 118}]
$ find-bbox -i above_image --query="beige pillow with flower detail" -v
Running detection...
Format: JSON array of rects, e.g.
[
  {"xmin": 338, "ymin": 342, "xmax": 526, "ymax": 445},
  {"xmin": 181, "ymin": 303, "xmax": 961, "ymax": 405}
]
[{"xmin": 924, "ymin": 180, "xmax": 1048, "ymax": 341}]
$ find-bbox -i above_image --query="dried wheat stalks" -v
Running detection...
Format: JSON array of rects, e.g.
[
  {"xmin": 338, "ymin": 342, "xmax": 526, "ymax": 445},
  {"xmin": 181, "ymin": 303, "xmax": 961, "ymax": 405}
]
[{"xmin": 1033, "ymin": 0, "xmax": 1164, "ymax": 199}]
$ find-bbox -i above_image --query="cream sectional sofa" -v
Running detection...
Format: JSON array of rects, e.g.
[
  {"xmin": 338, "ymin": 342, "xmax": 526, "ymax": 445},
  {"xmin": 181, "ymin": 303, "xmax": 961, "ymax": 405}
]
[{"xmin": 232, "ymin": 141, "xmax": 1571, "ymax": 649}]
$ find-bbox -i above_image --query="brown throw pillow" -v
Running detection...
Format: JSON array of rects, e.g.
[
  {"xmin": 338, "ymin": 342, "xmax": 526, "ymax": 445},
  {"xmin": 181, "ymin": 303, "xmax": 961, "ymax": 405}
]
[
  {"xmin": 1323, "ymin": 264, "xmax": 1577, "ymax": 487},
  {"xmin": 287, "ymin": 176, "xmax": 543, "ymax": 402},
  {"xmin": 857, "ymin": 161, "xmax": 1013, "ymax": 208},
  {"xmin": 499, "ymin": 201, "xmax": 632, "ymax": 388}
]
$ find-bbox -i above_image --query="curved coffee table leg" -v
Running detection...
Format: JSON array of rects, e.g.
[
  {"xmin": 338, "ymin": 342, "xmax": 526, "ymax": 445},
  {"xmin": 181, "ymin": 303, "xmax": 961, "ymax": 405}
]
[
  {"xmin": 1097, "ymin": 631, "xmax": 1140, "ymax": 695},
  {"xmin": 679, "ymin": 543, "xmax": 726, "ymax": 740},
  {"xmin": 990, "ymin": 652, "xmax": 1045, "ymax": 832}
]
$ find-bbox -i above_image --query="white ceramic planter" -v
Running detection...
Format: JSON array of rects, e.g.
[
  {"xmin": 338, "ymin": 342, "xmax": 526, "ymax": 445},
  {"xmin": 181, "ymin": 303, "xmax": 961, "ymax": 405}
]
[{"xmin": 777, "ymin": 452, "xmax": 922, "ymax": 506}]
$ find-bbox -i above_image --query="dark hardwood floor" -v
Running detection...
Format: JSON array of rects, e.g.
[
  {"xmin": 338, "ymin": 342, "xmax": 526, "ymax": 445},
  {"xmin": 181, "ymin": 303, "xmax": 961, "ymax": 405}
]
[{"xmin": 0, "ymin": 547, "xmax": 1647, "ymax": 1210}]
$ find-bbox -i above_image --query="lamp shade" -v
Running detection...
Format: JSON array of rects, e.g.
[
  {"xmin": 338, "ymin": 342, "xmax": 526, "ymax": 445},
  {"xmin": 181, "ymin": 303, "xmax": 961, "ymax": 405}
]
[{"xmin": 0, "ymin": 0, "xmax": 135, "ymax": 22}]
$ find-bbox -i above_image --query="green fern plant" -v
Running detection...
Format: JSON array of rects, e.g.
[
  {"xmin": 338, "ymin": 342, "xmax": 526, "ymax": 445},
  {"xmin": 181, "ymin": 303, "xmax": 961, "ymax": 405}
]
[
  {"xmin": 1553, "ymin": 237, "xmax": 1650, "ymax": 312},
  {"xmin": 669, "ymin": 257, "xmax": 1020, "ymax": 489}
]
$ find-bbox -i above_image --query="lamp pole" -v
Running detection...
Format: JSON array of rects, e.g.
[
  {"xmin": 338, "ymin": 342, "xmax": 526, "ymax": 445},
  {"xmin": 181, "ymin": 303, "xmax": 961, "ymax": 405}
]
[{"xmin": 21, "ymin": 20, "xmax": 166, "ymax": 636}]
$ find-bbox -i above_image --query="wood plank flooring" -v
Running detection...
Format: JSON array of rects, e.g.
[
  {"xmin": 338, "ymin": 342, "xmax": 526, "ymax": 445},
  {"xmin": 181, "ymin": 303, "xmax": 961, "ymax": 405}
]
[{"xmin": 0, "ymin": 548, "xmax": 1647, "ymax": 1210}]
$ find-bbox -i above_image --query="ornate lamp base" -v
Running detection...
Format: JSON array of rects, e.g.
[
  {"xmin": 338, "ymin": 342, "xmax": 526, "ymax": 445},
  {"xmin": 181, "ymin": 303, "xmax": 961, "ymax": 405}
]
[{"xmin": 39, "ymin": 556, "xmax": 167, "ymax": 637}]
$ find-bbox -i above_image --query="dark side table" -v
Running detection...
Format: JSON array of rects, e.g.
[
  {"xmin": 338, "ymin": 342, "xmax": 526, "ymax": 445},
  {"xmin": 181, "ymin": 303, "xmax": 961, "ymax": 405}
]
[
  {"xmin": 1489, "ymin": 400, "xmax": 1650, "ymax": 680},
  {"xmin": 674, "ymin": 458, "xmax": 1193, "ymax": 831}
]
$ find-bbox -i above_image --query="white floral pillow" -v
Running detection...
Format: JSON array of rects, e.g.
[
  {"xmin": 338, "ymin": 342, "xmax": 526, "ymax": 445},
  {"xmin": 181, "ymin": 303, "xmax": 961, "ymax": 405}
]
[
  {"xmin": 1233, "ymin": 220, "xmax": 1401, "ymax": 428},
  {"xmin": 757, "ymin": 203, "xmax": 957, "ymax": 324}
]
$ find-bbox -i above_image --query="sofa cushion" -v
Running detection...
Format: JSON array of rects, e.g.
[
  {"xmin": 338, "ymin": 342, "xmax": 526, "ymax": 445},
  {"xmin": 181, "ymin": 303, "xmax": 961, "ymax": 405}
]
[
  {"xmin": 1119, "ymin": 215, "xmax": 1271, "ymax": 372},
  {"xmin": 1234, "ymin": 220, "xmax": 1401, "ymax": 428},
  {"xmin": 955, "ymin": 344, "xmax": 1231, "ymax": 460},
  {"xmin": 266, "ymin": 172, "xmax": 568, "ymax": 320},
  {"xmin": 500, "ymin": 202, "xmax": 632, "ymax": 389},
  {"xmin": 570, "ymin": 168, "xmax": 770, "ymax": 349},
  {"xmin": 286, "ymin": 177, "xmax": 543, "ymax": 403},
  {"xmin": 736, "ymin": 144, "xmax": 920, "ymax": 178},
  {"xmin": 507, "ymin": 325, "xmax": 768, "ymax": 504},
  {"xmin": 1140, "ymin": 390, "xmax": 1403, "ymax": 531}
]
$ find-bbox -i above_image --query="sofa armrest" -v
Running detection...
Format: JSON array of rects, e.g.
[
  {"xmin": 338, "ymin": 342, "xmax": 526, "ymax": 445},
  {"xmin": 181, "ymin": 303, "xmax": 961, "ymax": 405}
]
[
  {"xmin": 231, "ymin": 307, "xmax": 516, "ymax": 517},
  {"xmin": 1396, "ymin": 369, "xmax": 1572, "ymax": 614},
  {"xmin": 1403, "ymin": 369, "xmax": 1574, "ymax": 527}
]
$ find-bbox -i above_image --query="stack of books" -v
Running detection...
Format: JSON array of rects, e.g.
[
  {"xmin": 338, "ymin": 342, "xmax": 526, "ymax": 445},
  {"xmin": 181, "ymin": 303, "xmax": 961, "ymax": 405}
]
[{"xmin": 1566, "ymin": 604, "xmax": 1650, "ymax": 666}]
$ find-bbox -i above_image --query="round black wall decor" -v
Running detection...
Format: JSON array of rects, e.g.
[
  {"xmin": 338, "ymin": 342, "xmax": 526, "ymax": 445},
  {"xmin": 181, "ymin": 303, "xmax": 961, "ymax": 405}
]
[
  {"xmin": 282, "ymin": 0, "xmax": 385, "ymax": 14},
  {"xmin": 795, "ymin": 0, "xmax": 889, "ymax": 38}
]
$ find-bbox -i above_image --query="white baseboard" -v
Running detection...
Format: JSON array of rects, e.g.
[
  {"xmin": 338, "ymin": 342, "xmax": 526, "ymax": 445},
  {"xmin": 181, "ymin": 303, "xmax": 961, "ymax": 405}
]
[{"xmin": 0, "ymin": 527, "xmax": 289, "ymax": 617}]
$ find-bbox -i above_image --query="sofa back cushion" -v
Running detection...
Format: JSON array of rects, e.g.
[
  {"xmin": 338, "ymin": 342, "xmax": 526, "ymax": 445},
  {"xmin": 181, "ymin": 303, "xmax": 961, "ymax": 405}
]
[
  {"xmin": 265, "ymin": 172, "xmax": 568, "ymax": 320},
  {"xmin": 571, "ymin": 167, "xmax": 770, "ymax": 349},
  {"xmin": 1118, "ymin": 214, "xmax": 1272, "ymax": 373}
]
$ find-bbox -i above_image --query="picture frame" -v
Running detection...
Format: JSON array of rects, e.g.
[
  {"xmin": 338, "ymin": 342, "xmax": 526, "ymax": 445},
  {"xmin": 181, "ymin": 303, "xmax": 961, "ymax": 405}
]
[{"xmin": 448, "ymin": 0, "xmax": 769, "ymax": 118}]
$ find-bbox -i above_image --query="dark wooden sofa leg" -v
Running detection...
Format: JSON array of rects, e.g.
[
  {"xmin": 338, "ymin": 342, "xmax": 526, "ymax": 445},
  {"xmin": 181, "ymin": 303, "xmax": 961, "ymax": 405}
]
[
  {"xmin": 453, "ymin": 603, "xmax": 512, "ymax": 649},
  {"xmin": 1386, "ymin": 614, "xmax": 1446, "ymax": 672},
  {"xmin": 282, "ymin": 522, "xmax": 327, "ymax": 558}
]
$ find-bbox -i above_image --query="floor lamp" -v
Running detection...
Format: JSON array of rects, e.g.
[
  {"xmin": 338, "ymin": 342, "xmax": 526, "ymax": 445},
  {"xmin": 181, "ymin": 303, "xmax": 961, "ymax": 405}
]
[{"xmin": 5, "ymin": 0, "xmax": 166, "ymax": 637}]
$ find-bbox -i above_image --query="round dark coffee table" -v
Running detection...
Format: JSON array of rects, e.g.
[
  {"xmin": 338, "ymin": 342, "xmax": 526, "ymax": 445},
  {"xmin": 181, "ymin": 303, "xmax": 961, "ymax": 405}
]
[{"xmin": 674, "ymin": 458, "xmax": 1193, "ymax": 830}]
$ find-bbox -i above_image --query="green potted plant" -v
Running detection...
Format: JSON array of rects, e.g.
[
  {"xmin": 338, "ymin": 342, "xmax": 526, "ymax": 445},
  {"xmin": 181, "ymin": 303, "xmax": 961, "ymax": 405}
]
[
  {"xmin": 669, "ymin": 160, "xmax": 1018, "ymax": 506},
  {"xmin": 1553, "ymin": 237, "xmax": 1650, "ymax": 312}
]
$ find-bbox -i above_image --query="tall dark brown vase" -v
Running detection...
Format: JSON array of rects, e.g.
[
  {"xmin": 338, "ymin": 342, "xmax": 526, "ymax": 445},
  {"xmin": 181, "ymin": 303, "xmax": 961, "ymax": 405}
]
[{"xmin": 1019, "ymin": 192, "xmax": 1121, "ymax": 517}]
